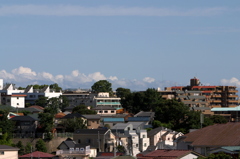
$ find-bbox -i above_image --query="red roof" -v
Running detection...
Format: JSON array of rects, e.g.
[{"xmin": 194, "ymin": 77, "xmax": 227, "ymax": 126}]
[
  {"xmin": 192, "ymin": 86, "xmax": 216, "ymax": 89},
  {"xmin": 183, "ymin": 122, "xmax": 240, "ymax": 146},
  {"xmin": 29, "ymin": 105, "xmax": 44, "ymax": 110},
  {"xmin": 11, "ymin": 94, "xmax": 27, "ymax": 97},
  {"xmin": 141, "ymin": 149, "xmax": 194, "ymax": 158},
  {"xmin": 19, "ymin": 151, "xmax": 55, "ymax": 158}
]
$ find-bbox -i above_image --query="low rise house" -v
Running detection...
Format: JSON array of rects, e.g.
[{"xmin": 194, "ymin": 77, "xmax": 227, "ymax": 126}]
[
  {"xmin": 73, "ymin": 129, "xmax": 115, "ymax": 153},
  {"xmin": 137, "ymin": 149, "xmax": 203, "ymax": 159},
  {"xmin": 176, "ymin": 122, "xmax": 240, "ymax": 156},
  {"xmin": 57, "ymin": 138, "xmax": 92, "ymax": 159},
  {"xmin": 148, "ymin": 127, "xmax": 183, "ymax": 149},
  {"xmin": 10, "ymin": 115, "xmax": 38, "ymax": 138},
  {"xmin": 0, "ymin": 145, "xmax": 19, "ymax": 159}
]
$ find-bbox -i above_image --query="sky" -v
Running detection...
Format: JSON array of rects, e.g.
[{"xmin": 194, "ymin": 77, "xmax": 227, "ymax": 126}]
[{"xmin": 1, "ymin": 0, "xmax": 240, "ymax": 91}]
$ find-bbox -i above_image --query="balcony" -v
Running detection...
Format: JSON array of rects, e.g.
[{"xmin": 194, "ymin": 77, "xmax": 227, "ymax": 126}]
[
  {"xmin": 211, "ymin": 104, "xmax": 222, "ymax": 108},
  {"xmin": 227, "ymin": 100, "xmax": 238, "ymax": 103},
  {"xmin": 228, "ymin": 95, "xmax": 238, "ymax": 98},
  {"xmin": 97, "ymin": 102, "xmax": 121, "ymax": 105},
  {"xmin": 211, "ymin": 100, "xmax": 221, "ymax": 103},
  {"xmin": 228, "ymin": 89, "xmax": 238, "ymax": 93},
  {"xmin": 56, "ymin": 149, "xmax": 90, "ymax": 156},
  {"xmin": 212, "ymin": 95, "xmax": 221, "ymax": 98}
]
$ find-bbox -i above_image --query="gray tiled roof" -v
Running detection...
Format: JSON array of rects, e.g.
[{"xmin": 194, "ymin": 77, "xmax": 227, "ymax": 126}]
[
  {"xmin": 0, "ymin": 145, "xmax": 19, "ymax": 151},
  {"xmin": 74, "ymin": 129, "xmax": 109, "ymax": 135},
  {"xmin": 82, "ymin": 114, "xmax": 101, "ymax": 119},
  {"xmin": 10, "ymin": 115, "xmax": 36, "ymax": 121}
]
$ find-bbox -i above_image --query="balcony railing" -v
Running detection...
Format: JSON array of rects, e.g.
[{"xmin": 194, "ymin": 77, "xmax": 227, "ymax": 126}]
[
  {"xmin": 56, "ymin": 150, "xmax": 90, "ymax": 155},
  {"xmin": 97, "ymin": 102, "xmax": 121, "ymax": 105}
]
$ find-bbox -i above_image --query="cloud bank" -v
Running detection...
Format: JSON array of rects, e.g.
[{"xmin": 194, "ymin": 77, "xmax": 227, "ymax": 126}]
[
  {"xmin": 0, "ymin": 5, "xmax": 228, "ymax": 16},
  {"xmin": 0, "ymin": 66, "xmax": 174, "ymax": 91}
]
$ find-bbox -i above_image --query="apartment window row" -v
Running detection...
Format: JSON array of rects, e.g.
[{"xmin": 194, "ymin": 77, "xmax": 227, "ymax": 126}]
[{"xmin": 98, "ymin": 110, "xmax": 115, "ymax": 113}]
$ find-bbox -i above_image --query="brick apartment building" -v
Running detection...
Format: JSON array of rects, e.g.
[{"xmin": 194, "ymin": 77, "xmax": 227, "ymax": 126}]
[{"xmin": 160, "ymin": 77, "xmax": 239, "ymax": 110}]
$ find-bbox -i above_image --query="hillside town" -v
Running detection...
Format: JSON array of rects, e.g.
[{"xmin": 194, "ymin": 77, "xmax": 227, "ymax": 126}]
[{"xmin": 0, "ymin": 77, "xmax": 239, "ymax": 159}]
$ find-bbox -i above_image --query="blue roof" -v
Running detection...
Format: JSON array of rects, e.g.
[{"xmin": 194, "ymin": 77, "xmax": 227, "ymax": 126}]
[
  {"xmin": 103, "ymin": 118, "xmax": 124, "ymax": 122},
  {"xmin": 222, "ymin": 146, "xmax": 240, "ymax": 152},
  {"xmin": 211, "ymin": 106, "xmax": 240, "ymax": 111},
  {"xmin": 128, "ymin": 117, "xmax": 150, "ymax": 122}
]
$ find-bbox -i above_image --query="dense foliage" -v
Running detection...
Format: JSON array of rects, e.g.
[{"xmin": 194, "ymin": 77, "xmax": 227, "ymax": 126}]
[{"xmin": 91, "ymin": 80, "xmax": 112, "ymax": 93}]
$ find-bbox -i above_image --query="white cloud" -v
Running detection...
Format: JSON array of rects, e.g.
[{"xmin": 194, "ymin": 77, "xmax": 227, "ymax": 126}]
[
  {"xmin": 221, "ymin": 77, "xmax": 240, "ymax": 87},
  {"xmin": 0, "ymin": 5, "xmax": 228, "ymax": 17},
  {"xmin": 0, "ymin": 66, "xmax": 178, "ymax": 90},
  {"xmin": 143, "ymin": 77, "xmax": 155, "ymax": 83}
]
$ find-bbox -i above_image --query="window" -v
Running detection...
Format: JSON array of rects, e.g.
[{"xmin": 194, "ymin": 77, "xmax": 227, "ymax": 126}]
[
  {"xmin": 142, "ymin": 135, "xmax": 145, "ymax": 138},
  {"xmin": 144, "ymin": 143, "xmax": 147, "ymax": 147},
  {"xmin": 17, "ymin": 103, "xmax": 19, "ymax": 105},
  {"xmin": 99, "ymin": 111, "xmax": 102, "ymax": 113},
  {"xmin": 136, "ymin": 144, "xmax": 138, "ymax": 147},
  {"xmin": 111, "ymin": 110, "xmax": 115, "ymax": 113},
  {"xmin": 104, "ymin": 110, "xmax": 108, "ymax": 113},
  {"xmin": 17, "ymin": 97, "xmax": 19, "ymax": 99},
  {"xmin": 0, "ymin": 151, "xmax": 4, "ymax": 155},
  {"xmin": 78, "ymin": 139, "xmax": 81, "ymax": 143}
]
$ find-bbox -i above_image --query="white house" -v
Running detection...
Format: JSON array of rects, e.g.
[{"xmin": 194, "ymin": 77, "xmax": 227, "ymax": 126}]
[{"xmin": 0, "ymin": 145, "xmax": 19, "ymax": 159}]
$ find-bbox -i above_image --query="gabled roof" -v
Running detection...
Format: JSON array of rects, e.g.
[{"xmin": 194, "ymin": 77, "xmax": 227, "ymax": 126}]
[
  {"xmin": 112, "ymin": 123, "xmax": 132, "ymax": 130},
  {"xmin": 128, "ymin": 117, "xmax": 150, "ymax": 122},
  {"xmin": 103, "ymin": 118, "xmax": 124, "ymax": 122},
  {"xmin": 17, "ymin": 107, "xmax": 43, "ymax": 113},
  {"xmin": 58, "ymin": 138, "xmax": 76, "ymax": 149},
  {"xmin": 0, "ymin": 145, "xmax": 19, "ymax": 151},
  {"xmin": 141, "ymin": 149, "xmax": 201, "ymax": 158},
  {"xmin": 182, "ymin": 122, "xmax": 240, "ymax": 146},
  {"xmin": 19, "ymin": 151, "xmax": 56, "ymax": 158},
  {"xmin": 28, "ymin": 105, "xmax": 44, "ymax": 110},
  {"xmin": 10, "ymin": 115, "xmax": 36, "ymax": 121},
  {"xmin": 62, "ymin": 113, "xmax": 83, "ymax": 119},
  {"xmin": 82, "ymin": 114, "xmax": 101, "ymax": 120},
  {"xmin": 148, "ymin": 127, "xmax": 172, "ymax": 137}
]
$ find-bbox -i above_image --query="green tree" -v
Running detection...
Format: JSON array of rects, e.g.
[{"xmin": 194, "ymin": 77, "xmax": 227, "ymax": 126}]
[
  {"xmin": 25, "ymin": 142, "xmax": 32, "ymax": 154},
  {"xmin": 0, "ymin": 133, "xmax": 12, "ymax": 146},
  {"xmin": 59, "ymin": 95, "xmax": 69, "ymax": 111},
  {"xmin": 143, "ymin": 88, "xmax": 163, "ymax": 111},
  {"xmin": 209, "ymin": 115, "xmax": 228, "ymax": 124},
  {"xmin": 72, "ymin": 105, "xmax": 96, "ymax": 114},
  {"xmin": 36, "ymin": 139, "xmax": 47, "ymax": 152},
  {"xmin": 16, "ymin": 141, "xmax": 25, "ymax": 155},
  {"xmin": 35, "ymin": 96, "xmax": 48, "ymax": 107},
  {"xmin": 63, "ymin": 118, "xmax": 87, "ymax": 132},
  {"xmin": 38, "ymin": 113, "xmax": 54, "ymax": 139},
  {"xmin": 0, "ymin": 110, "xmax": 14, "ymax": 136},
  {"xmin": 116, "ymin": 87, "xmax": 131, "ymax": 98},
  {"xmin": 91, "ymin": 80, "xmax": 112, "ymax": 93},
  {"xmin": 50, "ymin": 83, "xmax": 62, "ymax": 92},
  {"xmin": 154, "ymin": 99, "xmax": 189, "ymax": 128}
]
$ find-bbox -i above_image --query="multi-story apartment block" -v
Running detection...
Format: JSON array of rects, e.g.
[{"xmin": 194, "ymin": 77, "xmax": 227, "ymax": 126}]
[
  {"xmin": 160, "ymin": 77, "xmax": 239, "ymax": 109},
  {"xmin": 63, "ymin": 91, "xmax": 122, "ymax": 108}
]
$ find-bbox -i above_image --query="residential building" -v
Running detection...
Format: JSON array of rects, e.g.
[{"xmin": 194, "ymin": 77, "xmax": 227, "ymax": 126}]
[
  {"xmin": 57, "ymin": 138, "xmax": 92, "ymax": 159},
  {"xmin": 0, "ymin": 145, "xmax": 19, "ymax": 159},
  {"xmin": 160, "ymin": 77, "xmax": 239, "ymax": 110},
  {"xmin": 148, "ymin": 127, "xmax": 183, "ymax": 149},
  {"xmin": 10, "ymin": 115, "xmax": 38, "ymax": 138},
  {"xmin": 73, "ymin": 129, "xmax": 115, "ymax": 153},
  {"xmin": 176, "ymin": 122, "xmax": 240, "ymax": 156},
  {"xmin": 62, "ymin": 91, "xmax": 122, "ymax": 108},
  {"xmin": 137, "ymin": 149, "xmax": 204, "ymax": 159},
  {"xmin": 0, "ymin": 80, "xmax": 62, "ymax": 108}
]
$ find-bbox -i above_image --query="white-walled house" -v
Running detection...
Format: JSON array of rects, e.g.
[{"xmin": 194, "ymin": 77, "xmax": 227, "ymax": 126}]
[
  {"xmin": 0, "ymin": 80, "xmax": 62, "ymax": 108},
  {"xmin": 0, "ymin": 145, "xmax": 19, "ymax": 159}
]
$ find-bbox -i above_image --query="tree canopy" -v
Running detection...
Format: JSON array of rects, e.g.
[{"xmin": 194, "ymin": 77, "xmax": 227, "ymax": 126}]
[
  {"xmin": 72, "ymin": 105, "xmax": 96, "ymax": 114},
  {"xmin": 91, "ymin": 80, "xmax": 112, "ymax": 93}
]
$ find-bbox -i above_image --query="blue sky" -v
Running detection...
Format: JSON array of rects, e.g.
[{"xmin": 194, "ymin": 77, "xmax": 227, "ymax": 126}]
[{"xmin": 1, "ymin": 0, "xmax": 240, "ymax": 90}]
